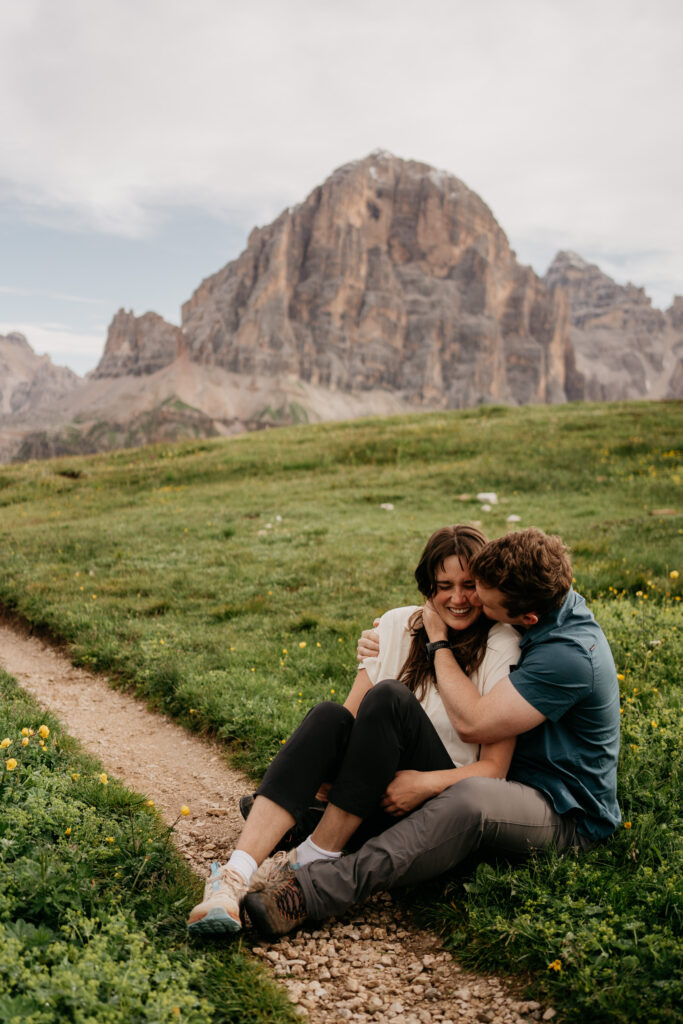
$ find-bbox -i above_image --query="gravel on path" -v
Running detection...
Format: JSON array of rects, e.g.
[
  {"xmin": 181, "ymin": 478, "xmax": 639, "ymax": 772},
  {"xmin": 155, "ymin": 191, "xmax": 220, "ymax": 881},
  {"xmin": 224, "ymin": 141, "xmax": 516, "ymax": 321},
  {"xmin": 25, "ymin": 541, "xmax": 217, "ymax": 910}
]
[{"xmin": 0, "ymin": 618, "xmax": 555, "ymax": 1024}]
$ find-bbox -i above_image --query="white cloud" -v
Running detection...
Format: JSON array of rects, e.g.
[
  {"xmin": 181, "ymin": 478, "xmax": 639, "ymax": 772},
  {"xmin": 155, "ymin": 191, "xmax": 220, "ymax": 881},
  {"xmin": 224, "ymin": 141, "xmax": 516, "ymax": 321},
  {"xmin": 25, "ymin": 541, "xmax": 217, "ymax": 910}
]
[
  {"xmin": 0, "ymin": 285, "xmax": 106, "ymax": 306},
  {"xmin": 0, "ymin": 0, "xmax": 681, "ymax": 303}
]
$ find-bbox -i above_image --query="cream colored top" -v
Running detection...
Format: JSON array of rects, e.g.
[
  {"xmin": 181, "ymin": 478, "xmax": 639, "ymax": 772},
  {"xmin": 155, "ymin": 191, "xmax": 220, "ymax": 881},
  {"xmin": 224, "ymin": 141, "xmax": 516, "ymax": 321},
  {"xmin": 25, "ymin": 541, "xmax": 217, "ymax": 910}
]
[{"xmin": 361, "ymin": 606, "xmax": 520, "ymax": 767}]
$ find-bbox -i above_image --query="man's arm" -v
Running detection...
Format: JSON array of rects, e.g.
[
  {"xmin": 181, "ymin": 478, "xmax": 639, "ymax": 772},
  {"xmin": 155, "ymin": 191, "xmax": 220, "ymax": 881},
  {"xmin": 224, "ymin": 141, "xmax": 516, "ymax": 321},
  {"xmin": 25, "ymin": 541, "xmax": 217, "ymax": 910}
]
[{"xmin": 423, "ymin": 603, "xmax": 546, "ymax": 744}]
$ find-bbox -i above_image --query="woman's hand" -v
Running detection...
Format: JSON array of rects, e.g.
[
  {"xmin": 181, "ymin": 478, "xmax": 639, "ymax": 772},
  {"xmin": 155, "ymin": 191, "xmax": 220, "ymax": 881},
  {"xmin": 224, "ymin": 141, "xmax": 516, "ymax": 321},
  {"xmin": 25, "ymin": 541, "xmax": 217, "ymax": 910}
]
[
  {"xmin": 380, "ymin": 770, "xmax": 438, "ymax": 816},
  {"xmin": 356, "ymin": 619, "xmax": 380, "ymax": 661},
  {"xmin": 315, "ymin": 782, "xmax": 332, "ymax": 803},
  {"xmin": 421, "ymin": 600, "xmax": 448, "ymax": 643}
]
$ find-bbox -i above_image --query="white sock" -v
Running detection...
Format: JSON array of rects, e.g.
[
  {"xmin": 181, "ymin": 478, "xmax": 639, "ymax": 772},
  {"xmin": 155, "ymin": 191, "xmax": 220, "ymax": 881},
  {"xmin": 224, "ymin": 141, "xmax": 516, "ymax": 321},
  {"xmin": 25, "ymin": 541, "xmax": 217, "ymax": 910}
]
[
  {"xmin": 227, "ymin": 849, "xmax": 258, "ymax": 885},
  {"xmin": 295, "ymin": 834, "xmax": 343, "ymax": 867}
]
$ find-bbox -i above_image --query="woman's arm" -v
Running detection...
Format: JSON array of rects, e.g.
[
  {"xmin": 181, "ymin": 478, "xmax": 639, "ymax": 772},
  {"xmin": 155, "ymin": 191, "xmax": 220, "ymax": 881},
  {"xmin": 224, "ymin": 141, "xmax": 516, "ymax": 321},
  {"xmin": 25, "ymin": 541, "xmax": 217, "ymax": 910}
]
[
  {"xmin": 343, "ymin": 667, "xmax": 373, "ymax": 716},
  {"xmin": 380, "ymin": 735, "xmax": 516, "ymax": 816}
]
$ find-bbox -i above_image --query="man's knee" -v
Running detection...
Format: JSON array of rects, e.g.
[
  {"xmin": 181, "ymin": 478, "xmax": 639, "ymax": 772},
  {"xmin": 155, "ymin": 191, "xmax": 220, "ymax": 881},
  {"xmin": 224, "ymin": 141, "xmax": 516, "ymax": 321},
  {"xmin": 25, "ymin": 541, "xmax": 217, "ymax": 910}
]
[{"xmin": 427, "ymin": 777, "xmax": 489, "ymax": 826}]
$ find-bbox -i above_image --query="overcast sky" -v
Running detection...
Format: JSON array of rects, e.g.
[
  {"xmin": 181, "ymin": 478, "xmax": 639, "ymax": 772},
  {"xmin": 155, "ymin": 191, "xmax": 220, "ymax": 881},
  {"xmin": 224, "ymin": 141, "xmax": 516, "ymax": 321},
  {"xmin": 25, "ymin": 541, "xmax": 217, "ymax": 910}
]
[{"xmin": 1, "ymin": 0, "xmax": 681, "ymax": 375}]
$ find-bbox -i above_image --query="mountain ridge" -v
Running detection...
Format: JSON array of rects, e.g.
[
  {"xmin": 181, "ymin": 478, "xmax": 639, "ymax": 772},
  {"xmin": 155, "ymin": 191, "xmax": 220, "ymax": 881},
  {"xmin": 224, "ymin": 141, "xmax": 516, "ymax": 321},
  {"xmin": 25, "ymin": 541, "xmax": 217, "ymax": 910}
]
[{"xmin": 2, "ymin": 151, "xmax": 681, "ymax": 462}]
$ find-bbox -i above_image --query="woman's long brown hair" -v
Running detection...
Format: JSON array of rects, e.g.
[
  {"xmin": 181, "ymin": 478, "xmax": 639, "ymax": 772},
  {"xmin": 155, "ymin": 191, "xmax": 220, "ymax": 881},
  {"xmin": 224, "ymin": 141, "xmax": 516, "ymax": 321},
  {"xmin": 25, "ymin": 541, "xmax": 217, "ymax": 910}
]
[{"xmin": 399, "ymin": 524, "xmax": 491, "ymax": 701}]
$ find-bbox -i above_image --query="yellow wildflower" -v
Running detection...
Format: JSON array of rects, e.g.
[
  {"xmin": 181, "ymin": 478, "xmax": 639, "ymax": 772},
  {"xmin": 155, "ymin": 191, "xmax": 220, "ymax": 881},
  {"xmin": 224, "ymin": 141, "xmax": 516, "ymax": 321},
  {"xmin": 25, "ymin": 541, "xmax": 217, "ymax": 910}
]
[
  {"xmin": 21, "ymin": 728, "xmax": 29, "ymax": 737},
  {"xmin": 5, "ymin": 759, "xmax": 17, "ymax": 771},
  {"xmin": 72, "ymin": 773, "xmax": 80, "ymax": 781},
  {"xmin": 146, "ymin": 799, "xmax": 155, "ymax": 807},
  {"xmin": 617, "ymin": 673, "xmax": 625, "ymax": 682},
  {"xmin": 299, "ymin": 641, "xmax": 307, "ymax": 649},
  {"xmin": 624, "ymin": 821, "xmax": 632, "ymax": 829},
  {"xmin": 548, "ymin": 959, "xmax": 562, "ymax": 972},
  {"xmin": 180, "ymin": 805, "xmax": 190, "ymax": 816},
  {"xmin": 21, "ymin": 738, "xmax": 29, "ymax": 747},
  {"xmin": 65, "ymin": 827, "xmax": 72, "ymax": 836},
  {"xmin": 0, "ymin": 739, "xmax": 11, "ymax": 749},
  {"xmin": 670, "ymin": 570, "xmax": 679, "ymax": 580},
  {"xmin": 38, "ymin": 725, "xmax": 50, "ymax": 739},
  {"xmin": 105, "ymin": 836, "xmax": 114, "ymax": 844},
  {"xmin": 99, "ymin": 773, "xmax": 108, "ymax": 785}
]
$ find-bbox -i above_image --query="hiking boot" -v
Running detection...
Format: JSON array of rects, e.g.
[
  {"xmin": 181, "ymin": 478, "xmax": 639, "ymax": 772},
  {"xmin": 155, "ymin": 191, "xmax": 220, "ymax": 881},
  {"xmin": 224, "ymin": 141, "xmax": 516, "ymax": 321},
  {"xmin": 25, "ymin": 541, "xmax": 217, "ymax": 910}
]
[
  {"xmin": 249, "ymin": 848, "xmax": 301, "ymax": 892},
  {"xmin": 243, "ymin": 871, "xmax": 309, "ymax": 939},
  {"xmin": 187, "ymin": 861, "xmax": 248, "ymax": 936}
]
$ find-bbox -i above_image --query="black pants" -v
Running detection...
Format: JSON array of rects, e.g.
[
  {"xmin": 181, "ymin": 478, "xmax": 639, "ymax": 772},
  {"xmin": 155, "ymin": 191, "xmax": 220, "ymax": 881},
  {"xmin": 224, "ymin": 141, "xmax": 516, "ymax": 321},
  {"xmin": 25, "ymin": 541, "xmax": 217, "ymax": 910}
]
[{"xmin": 255, "ymin": 680, "xmax": 455, "ymax": 849}]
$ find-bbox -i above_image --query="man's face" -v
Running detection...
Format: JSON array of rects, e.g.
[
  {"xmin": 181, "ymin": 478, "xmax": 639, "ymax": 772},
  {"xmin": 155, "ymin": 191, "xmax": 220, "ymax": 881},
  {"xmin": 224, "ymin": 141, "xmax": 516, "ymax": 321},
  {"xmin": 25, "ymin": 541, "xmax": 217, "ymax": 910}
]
[{"xmin": 474, "ymin": 583, "xmax": 533, "ymax": 627}]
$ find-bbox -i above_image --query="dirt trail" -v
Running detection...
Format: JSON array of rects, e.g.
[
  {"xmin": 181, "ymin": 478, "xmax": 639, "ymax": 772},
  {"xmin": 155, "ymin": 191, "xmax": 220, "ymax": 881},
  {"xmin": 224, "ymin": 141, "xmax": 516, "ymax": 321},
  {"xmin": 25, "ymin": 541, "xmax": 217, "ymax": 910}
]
[{"xmin": 0, "ymin": 619, "xmax": 550, "ymax": 1024}]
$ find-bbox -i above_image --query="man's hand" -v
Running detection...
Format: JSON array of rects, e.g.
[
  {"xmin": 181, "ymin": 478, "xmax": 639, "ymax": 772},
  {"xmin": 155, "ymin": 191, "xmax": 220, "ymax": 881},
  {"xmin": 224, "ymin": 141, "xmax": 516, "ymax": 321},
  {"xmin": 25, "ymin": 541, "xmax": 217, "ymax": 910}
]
[
  {"xmin": 356, "ymin": 619, "xmax": 380, "ymax": 661},
  {"xmin": 380, "ymin": 770, "xmax": 437, "ymax": 816},
  {"xmin": 421, "ymin": 601, "xmax": 448, "ymax": 643}
]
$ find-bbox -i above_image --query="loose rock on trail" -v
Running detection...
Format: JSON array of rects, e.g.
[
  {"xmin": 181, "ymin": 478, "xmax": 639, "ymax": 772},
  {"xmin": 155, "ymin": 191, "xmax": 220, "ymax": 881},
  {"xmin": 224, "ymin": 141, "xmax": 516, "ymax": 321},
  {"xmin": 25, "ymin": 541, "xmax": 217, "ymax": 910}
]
[{"xmin": 0, "ymin": 618, "xmax": 552, "ymax": 1024}]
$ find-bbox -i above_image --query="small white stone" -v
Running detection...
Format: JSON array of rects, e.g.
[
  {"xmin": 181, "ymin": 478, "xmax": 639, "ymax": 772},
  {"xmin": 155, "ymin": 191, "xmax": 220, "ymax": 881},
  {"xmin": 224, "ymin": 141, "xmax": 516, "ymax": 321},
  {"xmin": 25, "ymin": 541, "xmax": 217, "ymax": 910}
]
[{"xmin": 506, "ymin": 514, "xmax": 521, "ymax": 523}]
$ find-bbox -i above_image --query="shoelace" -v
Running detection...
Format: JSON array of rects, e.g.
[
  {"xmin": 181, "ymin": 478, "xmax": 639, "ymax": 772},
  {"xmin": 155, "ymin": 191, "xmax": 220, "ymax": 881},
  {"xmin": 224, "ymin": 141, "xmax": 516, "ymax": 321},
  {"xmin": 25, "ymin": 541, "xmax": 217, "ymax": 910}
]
[{"xmin": 272, "ymin": 877, "xmax": 306, "ymax": 921}]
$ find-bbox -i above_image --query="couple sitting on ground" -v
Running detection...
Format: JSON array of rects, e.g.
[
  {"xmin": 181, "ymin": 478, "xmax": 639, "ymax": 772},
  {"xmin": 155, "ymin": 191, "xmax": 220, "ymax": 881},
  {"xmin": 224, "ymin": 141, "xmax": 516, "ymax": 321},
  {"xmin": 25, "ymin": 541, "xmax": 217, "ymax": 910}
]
[{"xmin": 188, "ymin": 524, "xmax": 621, "ymax": 940}]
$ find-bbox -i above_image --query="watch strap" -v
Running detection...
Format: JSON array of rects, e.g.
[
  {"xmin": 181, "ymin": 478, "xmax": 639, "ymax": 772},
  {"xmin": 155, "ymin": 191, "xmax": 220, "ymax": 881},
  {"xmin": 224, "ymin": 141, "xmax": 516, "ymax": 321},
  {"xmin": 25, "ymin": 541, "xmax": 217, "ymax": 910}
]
[{"xmin": 426, "ymin": 640, "xmax": 451, "ymax": 660}]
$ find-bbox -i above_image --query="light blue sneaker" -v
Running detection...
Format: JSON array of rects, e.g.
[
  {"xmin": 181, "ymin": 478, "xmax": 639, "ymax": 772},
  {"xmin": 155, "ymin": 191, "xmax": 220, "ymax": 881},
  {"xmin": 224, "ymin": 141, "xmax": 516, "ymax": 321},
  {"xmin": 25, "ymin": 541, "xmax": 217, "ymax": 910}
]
[{"xmin": 187, "ymin": 861, "xmax": 247, "ymax": 936}]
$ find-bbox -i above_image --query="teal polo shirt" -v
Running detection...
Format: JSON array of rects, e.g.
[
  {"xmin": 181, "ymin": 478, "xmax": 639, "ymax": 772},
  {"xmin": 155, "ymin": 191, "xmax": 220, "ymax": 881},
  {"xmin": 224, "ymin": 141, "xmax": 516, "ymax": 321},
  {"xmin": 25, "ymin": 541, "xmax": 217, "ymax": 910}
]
[{"xmin": 508, "ymin": 589, "xmax": 621, "ymax": 841}]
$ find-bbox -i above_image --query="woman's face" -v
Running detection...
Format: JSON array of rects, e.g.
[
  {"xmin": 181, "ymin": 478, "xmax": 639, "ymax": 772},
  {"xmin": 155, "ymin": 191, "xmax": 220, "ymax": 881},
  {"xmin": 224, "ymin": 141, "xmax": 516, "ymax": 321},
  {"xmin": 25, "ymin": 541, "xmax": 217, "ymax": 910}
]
[{"xmin": 431, "ymin": 555, "xmax": 483, "ymax": 631}]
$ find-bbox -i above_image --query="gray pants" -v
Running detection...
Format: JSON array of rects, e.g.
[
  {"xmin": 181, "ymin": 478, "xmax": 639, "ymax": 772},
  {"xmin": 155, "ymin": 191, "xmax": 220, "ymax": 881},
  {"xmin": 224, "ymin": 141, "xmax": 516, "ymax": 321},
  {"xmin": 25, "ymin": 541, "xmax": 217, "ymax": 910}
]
[{"xmin": 297, "ymin": 776, "xmax": 589, "ymax": 920}]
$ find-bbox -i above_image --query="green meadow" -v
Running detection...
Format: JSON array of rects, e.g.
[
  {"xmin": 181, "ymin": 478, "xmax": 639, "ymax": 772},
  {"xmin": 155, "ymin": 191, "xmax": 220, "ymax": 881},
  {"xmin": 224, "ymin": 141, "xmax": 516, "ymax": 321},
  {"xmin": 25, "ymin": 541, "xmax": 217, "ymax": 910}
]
[{"xmin": 0, "ymin": 399, "xmax": 681, "ymax": 1022}]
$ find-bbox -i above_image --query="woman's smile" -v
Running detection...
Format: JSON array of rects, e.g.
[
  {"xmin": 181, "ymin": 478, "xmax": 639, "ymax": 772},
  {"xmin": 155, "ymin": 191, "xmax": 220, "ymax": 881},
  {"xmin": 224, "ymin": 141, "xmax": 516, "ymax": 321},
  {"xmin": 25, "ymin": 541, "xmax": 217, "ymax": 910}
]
[{"xmin": 432, "ymin": 556, "xmax": 482, "ymax": 630}]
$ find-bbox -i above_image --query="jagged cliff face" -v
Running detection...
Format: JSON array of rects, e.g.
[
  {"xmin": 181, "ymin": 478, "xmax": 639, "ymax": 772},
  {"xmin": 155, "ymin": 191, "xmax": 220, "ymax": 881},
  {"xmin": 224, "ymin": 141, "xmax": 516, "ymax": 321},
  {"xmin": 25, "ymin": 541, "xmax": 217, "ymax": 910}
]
[
  {"xmin": 0, "ymin": 332, "xmax": 81, "ymax": 417},
  {"xmin": 92, "ymin": 309, "xmax": 184, "ymax": 378},
  {"xmin": 544, "ymin": 252, "xmax": 683, "ymax": 401},
  {"xmin": 2, "ymin": 153, "xmax": 681, "ymax": 465},
  {"xmin": 181, "ymin": 153, "xmax": 570, "ymax": 408}
]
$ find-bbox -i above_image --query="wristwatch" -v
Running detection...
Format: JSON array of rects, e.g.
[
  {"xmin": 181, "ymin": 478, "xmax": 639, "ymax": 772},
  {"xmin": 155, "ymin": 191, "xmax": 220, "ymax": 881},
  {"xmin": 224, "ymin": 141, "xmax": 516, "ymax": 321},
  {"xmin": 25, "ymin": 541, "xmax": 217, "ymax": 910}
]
[{"xmin": 426, "ymin": 640, "xmax": 451, "ymax": 661}]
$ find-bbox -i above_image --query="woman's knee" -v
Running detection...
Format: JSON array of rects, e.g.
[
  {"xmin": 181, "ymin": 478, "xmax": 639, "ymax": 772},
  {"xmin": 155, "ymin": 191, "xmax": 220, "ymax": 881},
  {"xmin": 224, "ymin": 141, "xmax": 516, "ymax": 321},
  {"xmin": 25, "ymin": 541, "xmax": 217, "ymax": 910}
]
[
  {"xmin": 358, "ymin": 679, "xmax": 415, "ymax": 717},
  {"xmin": 303, "ymin": 700, "xmax": 354, "ymax": 732}
]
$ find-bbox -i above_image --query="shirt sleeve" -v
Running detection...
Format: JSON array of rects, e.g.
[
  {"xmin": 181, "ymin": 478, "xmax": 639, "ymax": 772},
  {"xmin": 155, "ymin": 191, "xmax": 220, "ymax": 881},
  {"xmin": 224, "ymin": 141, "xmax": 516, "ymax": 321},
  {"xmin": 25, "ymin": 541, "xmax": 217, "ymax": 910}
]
[
  {"xmin": 476, "ymin": 624, "xmax": 521, "ymax": 696},
  {"xmin": 361, "ymin": 606, "xmax": 419, "ymax": 685},
  {"xmin": 509, "ymin": 639, "xmax": 594, "ymax": 721}
]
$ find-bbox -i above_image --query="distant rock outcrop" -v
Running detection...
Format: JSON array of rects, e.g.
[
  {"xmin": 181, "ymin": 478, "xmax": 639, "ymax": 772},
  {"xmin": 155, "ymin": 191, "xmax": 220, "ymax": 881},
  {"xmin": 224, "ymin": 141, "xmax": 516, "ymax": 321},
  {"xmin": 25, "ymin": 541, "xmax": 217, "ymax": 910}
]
[
  {"xmin": 0, "ymin": 332, "xmax": 81, "ymax": 417},
  {"xmin": 1, "ymin": 152, "xmax": 681, "ymax": 464},
  {"xmin": 544, "ymin": 251, "xmax": 683, "ymax": 401},
  {"xmin": 92, "ymin": 309, "xmax": 184, "ymax": 378},
  {"xmin": 181, "ymin": 151, "xmax": 570, "ymax": 408}
]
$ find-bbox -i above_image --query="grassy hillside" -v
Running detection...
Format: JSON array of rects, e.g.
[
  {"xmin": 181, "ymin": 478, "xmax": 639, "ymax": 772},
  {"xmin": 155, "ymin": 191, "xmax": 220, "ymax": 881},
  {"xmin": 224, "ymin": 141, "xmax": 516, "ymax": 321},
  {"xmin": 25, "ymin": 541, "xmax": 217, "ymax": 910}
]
[{"xmin": 0, "ymin": 399, "xmax": 681, "ymax": 1022}]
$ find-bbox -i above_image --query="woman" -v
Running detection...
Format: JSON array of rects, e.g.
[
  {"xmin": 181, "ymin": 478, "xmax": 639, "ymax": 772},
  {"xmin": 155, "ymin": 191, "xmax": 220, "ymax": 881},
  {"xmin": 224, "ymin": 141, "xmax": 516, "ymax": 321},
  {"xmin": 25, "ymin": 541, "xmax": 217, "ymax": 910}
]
[{"xmin": 188, "ymin": 524, "xmax": 520, "ymax": 936}]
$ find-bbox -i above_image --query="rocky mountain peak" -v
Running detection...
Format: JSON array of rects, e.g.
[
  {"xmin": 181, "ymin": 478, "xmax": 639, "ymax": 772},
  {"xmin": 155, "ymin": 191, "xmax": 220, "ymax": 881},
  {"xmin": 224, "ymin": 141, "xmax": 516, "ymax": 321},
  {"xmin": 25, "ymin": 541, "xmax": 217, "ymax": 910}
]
[
  {"xmin": 93, "ymin": 309, "xmax": 185, "ymax": 378},
  {"xmin": 0, "ymin": 331, "xmax": 81, "ymax": 421},
  {"xmin": 181, "ymin": 152, "xmax": 567, "ymax": 408},
  {"xmin": 544, "ymin": 251, "xmax": 681, "ymax": 400}
]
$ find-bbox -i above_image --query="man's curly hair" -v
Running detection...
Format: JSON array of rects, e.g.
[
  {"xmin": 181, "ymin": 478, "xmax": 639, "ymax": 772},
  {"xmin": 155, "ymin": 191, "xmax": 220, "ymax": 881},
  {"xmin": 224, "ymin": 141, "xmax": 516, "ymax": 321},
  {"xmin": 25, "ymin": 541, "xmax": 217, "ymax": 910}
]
[{"xmin": 469, "ymin": 527, "xmax": 573, "ymax": 619}]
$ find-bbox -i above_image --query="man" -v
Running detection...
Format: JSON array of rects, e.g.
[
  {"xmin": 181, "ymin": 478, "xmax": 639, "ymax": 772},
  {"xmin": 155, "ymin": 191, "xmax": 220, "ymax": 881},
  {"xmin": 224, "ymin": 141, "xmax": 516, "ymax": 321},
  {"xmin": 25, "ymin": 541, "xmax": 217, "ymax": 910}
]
[{"xmin": 244, "ymin": 527, "xmax": 621, "ymax": 939}]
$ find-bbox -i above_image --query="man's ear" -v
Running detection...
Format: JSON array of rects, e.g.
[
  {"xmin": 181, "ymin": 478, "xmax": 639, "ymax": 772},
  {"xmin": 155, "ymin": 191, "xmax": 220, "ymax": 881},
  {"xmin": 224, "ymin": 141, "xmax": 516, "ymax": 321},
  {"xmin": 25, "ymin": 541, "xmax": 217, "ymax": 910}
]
[{"xmin": 519, "ymin": 611, "xmax": 539, "ymax": 627}]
